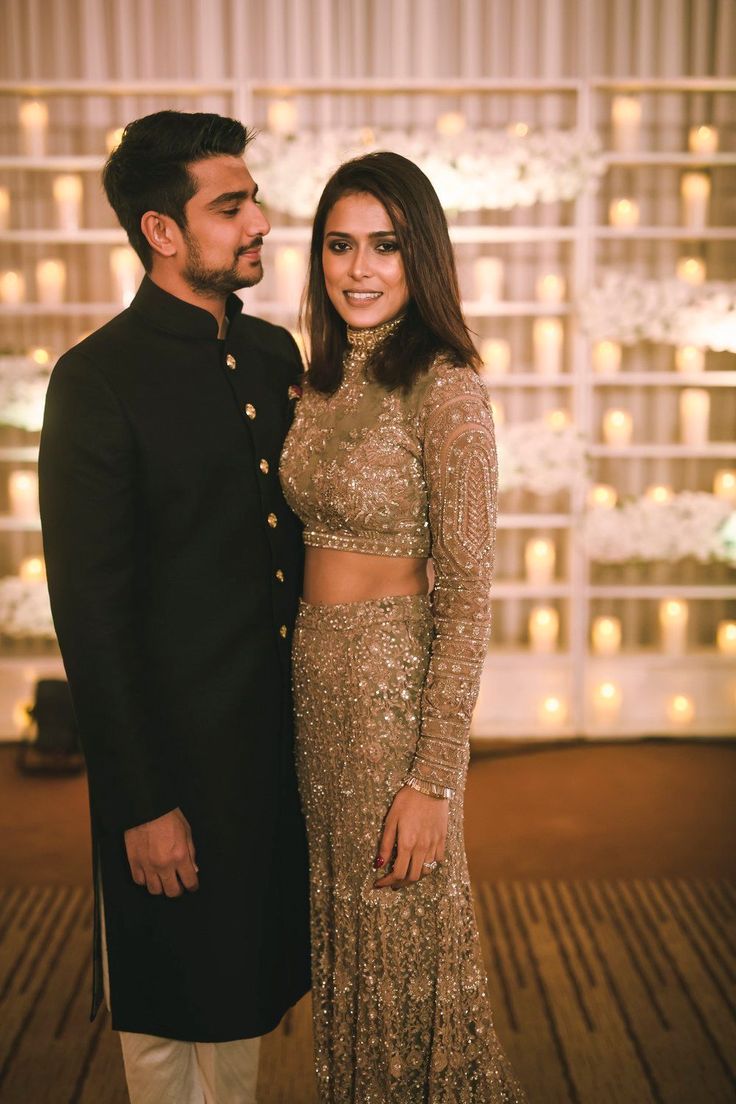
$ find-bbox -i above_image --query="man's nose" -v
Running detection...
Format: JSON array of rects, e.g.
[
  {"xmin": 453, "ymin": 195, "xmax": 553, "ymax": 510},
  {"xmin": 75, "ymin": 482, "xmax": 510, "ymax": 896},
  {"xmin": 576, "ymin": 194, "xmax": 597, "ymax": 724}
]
[{"xmin": 248, "ymin": 203, "xmax": 270, "ymax": 238}]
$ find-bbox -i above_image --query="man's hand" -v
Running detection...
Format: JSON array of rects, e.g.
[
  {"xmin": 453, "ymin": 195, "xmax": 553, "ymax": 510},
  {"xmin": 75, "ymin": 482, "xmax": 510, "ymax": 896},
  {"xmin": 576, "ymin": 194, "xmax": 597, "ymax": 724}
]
[{"xmin": 124, "ymin": 807, "xmax": 199, "ymax": 897}]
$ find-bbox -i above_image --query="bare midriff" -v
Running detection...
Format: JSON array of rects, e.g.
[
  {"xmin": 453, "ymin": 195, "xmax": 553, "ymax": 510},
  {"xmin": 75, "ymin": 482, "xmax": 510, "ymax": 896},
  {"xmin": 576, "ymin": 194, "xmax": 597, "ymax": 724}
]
[{"xmin": 303, "ymin": 547, "xmax": 430, "ymax": 605}]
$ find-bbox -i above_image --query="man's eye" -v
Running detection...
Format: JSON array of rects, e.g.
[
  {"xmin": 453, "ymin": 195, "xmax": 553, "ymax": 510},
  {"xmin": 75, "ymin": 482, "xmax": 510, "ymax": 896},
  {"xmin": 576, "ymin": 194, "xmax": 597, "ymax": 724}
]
[{"xmin": 222, "ymin": 208, "xmax": 240, "ymax": 217}]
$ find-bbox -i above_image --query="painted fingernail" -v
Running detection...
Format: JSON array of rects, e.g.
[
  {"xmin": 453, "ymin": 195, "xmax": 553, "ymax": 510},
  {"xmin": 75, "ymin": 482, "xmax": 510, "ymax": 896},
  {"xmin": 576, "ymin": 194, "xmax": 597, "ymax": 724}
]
[{"xmin": 374, "ymin": 856, "xmax": 385, "ymax": 868}]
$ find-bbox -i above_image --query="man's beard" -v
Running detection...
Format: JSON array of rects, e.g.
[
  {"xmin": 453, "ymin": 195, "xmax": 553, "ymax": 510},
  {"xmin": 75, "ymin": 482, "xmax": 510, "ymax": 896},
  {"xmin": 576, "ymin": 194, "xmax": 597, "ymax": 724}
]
[{"xmin": 181, "ymin": 229, "xmax": 263, "ymax": 297}]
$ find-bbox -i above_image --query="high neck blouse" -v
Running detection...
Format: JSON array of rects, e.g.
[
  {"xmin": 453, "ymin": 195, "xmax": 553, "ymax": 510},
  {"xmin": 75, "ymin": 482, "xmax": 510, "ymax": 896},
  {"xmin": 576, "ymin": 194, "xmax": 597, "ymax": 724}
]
[{"xmin": 279, "ymin": 322, "xmax": 499, "ymax": 799}]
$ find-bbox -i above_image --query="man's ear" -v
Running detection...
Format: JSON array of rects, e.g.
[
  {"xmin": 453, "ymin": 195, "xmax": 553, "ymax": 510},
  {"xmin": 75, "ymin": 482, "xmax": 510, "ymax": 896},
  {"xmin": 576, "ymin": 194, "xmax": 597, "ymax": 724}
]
[{"xmin": 140, "ymin": 211, "xmax": 179, "ymax": 260}]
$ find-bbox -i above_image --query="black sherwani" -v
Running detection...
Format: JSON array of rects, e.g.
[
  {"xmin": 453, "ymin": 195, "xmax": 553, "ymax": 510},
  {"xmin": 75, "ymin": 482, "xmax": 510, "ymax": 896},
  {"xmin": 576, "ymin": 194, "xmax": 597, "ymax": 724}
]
[{"xmin": 38, "ymin": 276, "xmax": 310, "ymax": 1042}]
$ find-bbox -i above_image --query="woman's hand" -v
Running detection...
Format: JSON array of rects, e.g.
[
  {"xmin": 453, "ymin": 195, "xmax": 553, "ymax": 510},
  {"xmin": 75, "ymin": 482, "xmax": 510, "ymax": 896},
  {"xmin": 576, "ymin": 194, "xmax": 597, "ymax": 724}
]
[{"xmin": 373, "ymin": 785, "xmax": 448, "ymax": 890}]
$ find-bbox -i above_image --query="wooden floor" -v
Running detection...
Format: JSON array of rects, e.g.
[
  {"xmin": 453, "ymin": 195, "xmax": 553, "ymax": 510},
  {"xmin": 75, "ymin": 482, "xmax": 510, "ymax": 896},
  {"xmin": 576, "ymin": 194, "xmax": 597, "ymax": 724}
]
[{"xmin": 1, "ymin": 740, "xmax": 735, "ymax": 1102}]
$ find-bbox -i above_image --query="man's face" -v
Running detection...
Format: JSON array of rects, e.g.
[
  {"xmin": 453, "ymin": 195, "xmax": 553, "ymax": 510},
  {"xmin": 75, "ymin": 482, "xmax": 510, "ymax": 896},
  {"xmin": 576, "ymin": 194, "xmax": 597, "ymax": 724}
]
[{"xmin": 178, "ymin": 155, "xmax": 270, "ymax": 297}]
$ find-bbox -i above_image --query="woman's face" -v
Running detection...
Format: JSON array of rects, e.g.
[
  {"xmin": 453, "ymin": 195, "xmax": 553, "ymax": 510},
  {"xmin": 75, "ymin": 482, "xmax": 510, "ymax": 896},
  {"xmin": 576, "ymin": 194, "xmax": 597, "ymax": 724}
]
[{"xmin": 322, "ymin": 192, "xmax": 410, "ymax": 329}]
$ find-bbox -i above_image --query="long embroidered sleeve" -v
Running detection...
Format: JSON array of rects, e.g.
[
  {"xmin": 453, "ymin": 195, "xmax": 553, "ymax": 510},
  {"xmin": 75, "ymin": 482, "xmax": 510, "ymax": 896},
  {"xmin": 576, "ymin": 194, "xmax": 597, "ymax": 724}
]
[{"xmin": 406, "ymin": 367, "xmax": 497, "ymax": 800}]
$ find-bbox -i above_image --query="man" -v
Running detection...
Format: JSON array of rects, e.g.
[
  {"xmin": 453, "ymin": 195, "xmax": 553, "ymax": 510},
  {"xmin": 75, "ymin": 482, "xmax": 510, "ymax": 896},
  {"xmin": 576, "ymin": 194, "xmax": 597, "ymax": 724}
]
[{"xmin": 39, "ymin": 111, "xmax": 310, "ymax": 1104}]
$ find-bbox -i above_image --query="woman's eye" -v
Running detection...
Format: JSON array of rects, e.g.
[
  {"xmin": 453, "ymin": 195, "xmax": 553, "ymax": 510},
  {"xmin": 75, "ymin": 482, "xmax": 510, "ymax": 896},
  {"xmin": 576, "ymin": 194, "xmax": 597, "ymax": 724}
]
[
  {"xmin": 377, "ymin": 240, "xmax": 399, "ymax": 253},
  {"xmin": 327, "ymin": 240, "xmax": 350, "ymax": 253}
]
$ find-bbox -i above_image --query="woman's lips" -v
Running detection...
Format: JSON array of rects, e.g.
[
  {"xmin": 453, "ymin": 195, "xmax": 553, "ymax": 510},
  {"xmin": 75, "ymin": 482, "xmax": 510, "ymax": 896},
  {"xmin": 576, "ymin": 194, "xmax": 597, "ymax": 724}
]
[{"xmin": 343, "ymin": 290, "xmax": 382, "ymax": 304}]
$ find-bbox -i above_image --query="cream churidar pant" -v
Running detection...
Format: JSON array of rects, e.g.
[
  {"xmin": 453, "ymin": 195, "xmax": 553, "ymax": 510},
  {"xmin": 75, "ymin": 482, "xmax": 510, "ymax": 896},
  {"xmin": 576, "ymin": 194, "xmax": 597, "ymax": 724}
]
[{"xmin": 101, "ymin": 889, "xmax": 260, "ymax": 1104}]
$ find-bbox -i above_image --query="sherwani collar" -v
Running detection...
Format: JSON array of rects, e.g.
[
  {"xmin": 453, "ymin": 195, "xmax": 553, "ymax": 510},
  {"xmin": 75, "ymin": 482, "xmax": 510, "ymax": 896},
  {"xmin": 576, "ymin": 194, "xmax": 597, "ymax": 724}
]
[{"xmin": 130, "ymin": 275, "xmax": 245, "ymax": 341}]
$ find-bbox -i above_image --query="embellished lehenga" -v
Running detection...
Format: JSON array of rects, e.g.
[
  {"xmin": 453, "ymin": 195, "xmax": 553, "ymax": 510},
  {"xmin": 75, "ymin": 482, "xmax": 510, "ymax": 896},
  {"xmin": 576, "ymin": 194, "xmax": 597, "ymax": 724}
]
[{"xmin": 280, "ymin": 319, "xmax": 525, "ymax": 1103}]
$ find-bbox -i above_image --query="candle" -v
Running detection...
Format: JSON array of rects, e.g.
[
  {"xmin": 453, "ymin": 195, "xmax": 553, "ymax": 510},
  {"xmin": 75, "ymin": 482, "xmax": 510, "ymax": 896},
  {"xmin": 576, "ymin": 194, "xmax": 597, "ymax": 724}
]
[
  {"xmin": 544, "ymin": 409, "xmax": 570, "ymax": 431},
  {"xmin": 591, "ymin": 615, "xmax": 622, "ymax": 655},
  {"xmin": 19, "ymin": 555, "xmax": 46, "ymax": 583},
  {"xmin": 602, "ymin": 409, "xmax": 633, "ymax": 446},
  {"xmin": 29, "ymin": 346, "xmax": 51, "ymax": 366},
  {"xmin": 267, "ymin": 100, "xmax": 297, "ymax": 136},
  {"xmin": 36, "ymin": 259, "xmax": 66, "ymax": 306},
  {"xmin": 593, "ymin": 340, "xmax": 622, "ymax": 374},
  {"xmin": 289, "ymin": 328, "xmax": 307, "ymax": 362},
  {"xmin": 533, "ymin": 318, "xmax": 563, "ymax": 375},
  {"xmin": 659, "ymin": 599, "xmax": 688, "ymax": 655},
  {"xmin": 676, "ymin": 256, "xmax": 706, "ymax": 285},
  {"xmin": 474, "ymin": 257, "xmax": 504, "ymax": 302},
  {"xmin": 679, "ymin": 388, "xmax": 709, "ymax": 446},
  {"xmin": 13, "ymin": 700, "xmax": 32, "ymax": 734},
  {"xmin": 535, "ymin": 273, "xmax": 566, "ymax": 303},
  {"xmin": 611, "ymin": 96, "xmax": 642, "ymax": 153},
  {"xmin": 508, "ymin": 122, "xmax": 529, "ymax": 138},
  {"xmin": 0, "ymin": 270, "xmax": 26, "ymax": 305},
  {"xmin": 681, "ymin": 172, "xmax": 710, "ymax": 230},
  {"xmin": 587, "ymin": 483, "xmax": 618, "ymax": 509},
  {"xmin": 688, "ymin": 125, "xmax": 718, "ymax": 155},
  {"xmin": 528, "ymin": 607, "xmax": 559, "ymax": 653},
  {"xmin": 609, "ymin": 198, "xmax": 640, "ymax": 229},
  {"xmin": 480, "ymin": 339, "xmax": 510, "ymax": 377},
  {"xmin": 8, "ymin": 471, "xmax": 39, "ymax": 519},
  {"xmin": 666, "ymin": 694, "xmax": 695, "ymax": 725},
  {"xmin": 436, "ymin": 111, "xmax": 466, "ymax": 137},
  {"xmin": 0, "ymin": 187, "xmax": 9, "ymax": 231},
  {"xmin": 110, "ymin": 246, "xmax": 141, "ymax": 306},
  {"xmin": 717, "ymin": 621, "xmax": 736, "ymax": 655},
  {"xmin": 52, "ymin": 174, "xmax": 83, "ymax": 232},
  {"xmin": 489, "ymin": 400, "xmax": 505, "ymax": 427},
  {"xmin": 593, "ymin": 681, "xmax": 622, "ymax": 724},
  {"xmin": 713, "ymin": 469, "xmax": 736, "ymax": 504},
  {"xmin": 106, "ymin": 126, "xmax": 125, "ymax": 153},
  {"xmin": 19, "ymin": 100, "xmax": 48, "ymax": 157},
  {"xmin": 674, "ymin": 346, "xmax": 705, "ymax": 373},
  {"xmin": 538, "ymin": 695, "xmax": 567, "ymax": 726},
  {"xmin": 275, "ymin": 246, "xmax": 306, "ymax": 304},
  {"xmin": 645, "ymin": 484, "xmax": 674, "ymax": 503},
  {"xmin": 525, "ymin": 538, "xmax": 555, "ymax": 585}
]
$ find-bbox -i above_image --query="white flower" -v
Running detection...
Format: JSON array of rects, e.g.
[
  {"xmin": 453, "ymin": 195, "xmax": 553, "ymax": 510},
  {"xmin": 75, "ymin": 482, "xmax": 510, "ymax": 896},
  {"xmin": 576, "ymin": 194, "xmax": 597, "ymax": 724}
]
[
  {"xmin": 496, "ymin": 421, "xmax": 588, "ymax": 494},
  {"xmin": 0, "ymin": 577, "xmax": 56, "ymax": 639},
  {"xmin": 584, "ymin": 492, "xmax": 734, "ymax": 563},
  {"xmin": 0, "ymin": 356, "xmax": 53, "ymax": 432},
  {"xmin": 249, "ymin": 127, "xmax": 605, "ymax": 218}
]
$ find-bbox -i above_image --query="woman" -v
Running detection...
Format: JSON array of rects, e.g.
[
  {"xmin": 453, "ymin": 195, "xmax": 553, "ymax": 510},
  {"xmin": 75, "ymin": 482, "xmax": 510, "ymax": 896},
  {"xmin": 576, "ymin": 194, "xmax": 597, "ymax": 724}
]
[{"xmin": 280, "ymin": 152, "xmax": 525, "ymax": 1103}]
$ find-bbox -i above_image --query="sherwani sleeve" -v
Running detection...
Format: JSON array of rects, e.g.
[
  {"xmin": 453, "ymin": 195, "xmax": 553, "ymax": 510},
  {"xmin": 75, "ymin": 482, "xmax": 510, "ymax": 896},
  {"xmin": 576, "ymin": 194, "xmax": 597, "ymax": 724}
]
[
  {"xmin": 405, "ymin": 365, "xmax": 497, "ymax": 800},
  {"xmin": 39, "ymin": 350, "xmax": 177, "ymax": 834}
]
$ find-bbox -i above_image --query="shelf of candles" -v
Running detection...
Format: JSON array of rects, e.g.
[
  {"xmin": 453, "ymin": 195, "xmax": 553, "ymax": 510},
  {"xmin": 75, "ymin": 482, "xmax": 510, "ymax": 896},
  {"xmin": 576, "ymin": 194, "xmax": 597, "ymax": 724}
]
[
  {"xmin": 463, "ymin": 301, "xmax": 570, "ymax": 317},
  {"xmin": 0, "ymin": 156, "xmax": 107, "ymax": 171},
  {"xmin": 592, "ymin": 372, "xmax": 736, "ymax": 388},
  {"xmin": 594, "ymin": 227, "xmax": 736, "ymax": 240},
  {"xmin": 0, "ymin": 517, "xmax": 41, "ymax": 531},
  {"xmin": 586, "ymin": 649, "xmax": 736, "ymax": 665},
  {"xmin": 0, "ymin": 303, "xmax": 123, "ymax": 315},
  {"xmin": 587, "ymin": 585, "xmax": 736, "ymax": 599},
  {"xmin": 491, "ymin": 583, "xmax": 572, "ymax": 599},
  {"xmin": 603, "ymin": 153, "xmax": 736, "ymax": 167},
  {"xmin": 482, "ymin": 374, "xmax": 574, "ymax": 387},
  {"xmin": 589, "ymin": 444, "xmax": 736, "ymax": 459},
  {"xmin": 497, "ymin": 514, "xmax": 571, "ymax": 529},
  {"xmin": 0, "ymin": 230, "xmax": 126, "ymax": 244},
  {"xmin": 0, "ymin": 448, "xmax": 40, "ymax": 462}
]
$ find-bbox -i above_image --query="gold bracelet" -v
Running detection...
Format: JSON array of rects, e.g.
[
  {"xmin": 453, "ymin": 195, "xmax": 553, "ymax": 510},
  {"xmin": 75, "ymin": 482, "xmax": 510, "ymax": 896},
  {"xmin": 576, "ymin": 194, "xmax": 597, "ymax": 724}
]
[{"xmin": 403, "ymin": 775, "xmax": 454, "ymax": 801}]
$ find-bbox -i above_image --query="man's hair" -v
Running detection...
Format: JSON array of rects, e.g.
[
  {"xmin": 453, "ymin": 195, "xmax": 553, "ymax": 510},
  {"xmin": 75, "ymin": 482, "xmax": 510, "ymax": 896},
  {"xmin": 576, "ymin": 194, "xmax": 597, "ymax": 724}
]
[
  {"xmin": 103, "ymin": 110, "xmax": 253, "ymax": 270},
  {"xmin": 303, "ymin": 151, "xmax": 481, "ymax": 393}
]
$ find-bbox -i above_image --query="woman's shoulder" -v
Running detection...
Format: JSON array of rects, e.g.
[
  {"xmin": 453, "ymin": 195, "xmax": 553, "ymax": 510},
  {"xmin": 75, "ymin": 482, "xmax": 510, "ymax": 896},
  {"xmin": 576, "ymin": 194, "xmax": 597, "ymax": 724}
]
[{"xmin": 411, "ymin": 350, "xmax": 490, "ymax": 418}]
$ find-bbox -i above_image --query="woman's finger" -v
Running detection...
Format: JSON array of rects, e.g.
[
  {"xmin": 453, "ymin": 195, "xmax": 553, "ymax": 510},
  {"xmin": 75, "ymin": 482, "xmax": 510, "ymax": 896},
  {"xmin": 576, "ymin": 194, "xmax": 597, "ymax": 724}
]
[{"xmin": 375, "ymin": 816, "xmax": 398, "ymax": 873}]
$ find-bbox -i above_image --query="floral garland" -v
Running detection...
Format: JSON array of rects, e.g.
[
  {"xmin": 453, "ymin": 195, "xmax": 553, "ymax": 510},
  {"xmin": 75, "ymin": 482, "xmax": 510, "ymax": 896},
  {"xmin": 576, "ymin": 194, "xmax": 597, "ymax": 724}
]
[
  {"xmin": 584, "ymin": 491, "xmax": 734, "ymax": 564},
  {"xmin": 580, "ymin": 272, "xmax": 736, "ymax": 352},
  {"xmin": 250, "ymin": 128, "xmax": 605, "ymax": 218},
  {"xmin": 0, "ymin": 356, "xmax": 53, "ymax": 432},
  {"xmin": 0, "ymin": 577, "xmax": 55, "ymax": 639},
  {"xmin": 496, "ymin": 421, "xmax": 588, "ymax": 495}
]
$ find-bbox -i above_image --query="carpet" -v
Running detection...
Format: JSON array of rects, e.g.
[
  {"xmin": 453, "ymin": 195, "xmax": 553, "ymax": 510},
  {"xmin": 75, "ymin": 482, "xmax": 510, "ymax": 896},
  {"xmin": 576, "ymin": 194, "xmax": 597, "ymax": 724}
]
[{"xmin": 0, "ymin": 880, "xmax": 734, "ymax": 1103}]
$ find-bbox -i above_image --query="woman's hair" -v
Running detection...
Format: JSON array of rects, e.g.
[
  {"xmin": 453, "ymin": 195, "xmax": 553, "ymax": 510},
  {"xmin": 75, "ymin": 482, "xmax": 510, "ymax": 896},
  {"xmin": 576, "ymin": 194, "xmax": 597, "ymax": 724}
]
[
  {"xmin": 302, "ymin": 151, "xmax": 481, "ymax": 393},
  {"xmin": 103, "ymin": 110, "xmax": 253, "ymax": 270}
]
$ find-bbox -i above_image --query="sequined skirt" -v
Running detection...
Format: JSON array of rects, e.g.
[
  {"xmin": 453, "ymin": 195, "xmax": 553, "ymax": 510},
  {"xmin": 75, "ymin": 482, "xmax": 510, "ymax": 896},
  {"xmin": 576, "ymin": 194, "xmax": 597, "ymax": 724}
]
[{"xmin": 293, "ymin": 594, "xmax": 525, "ymax": 1104}]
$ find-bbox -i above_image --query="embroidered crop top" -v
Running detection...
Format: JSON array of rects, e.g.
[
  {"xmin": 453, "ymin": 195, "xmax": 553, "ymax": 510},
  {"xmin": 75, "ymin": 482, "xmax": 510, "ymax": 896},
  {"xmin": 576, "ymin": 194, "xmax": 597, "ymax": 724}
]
[{"xmin": 279, "ymin": 318, "xmax": 498, "ymax": 799}]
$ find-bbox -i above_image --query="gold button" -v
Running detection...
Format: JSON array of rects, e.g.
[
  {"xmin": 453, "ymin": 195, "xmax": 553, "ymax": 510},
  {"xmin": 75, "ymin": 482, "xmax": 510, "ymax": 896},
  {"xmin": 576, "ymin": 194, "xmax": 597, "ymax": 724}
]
[
  {"xmin": 267, "ymin": 513, "xmax": 278, "ymax": 528},
  {"xmin": 279, "ymin": 625, "xmax": 288, "ymax": 639},
  {"xmin": 226, "ymin": 354, "xmax": 236, "ymax": 370},
  {"xmin": 244, "ymin": 403, "xmax": 256, "ymax": 420},
  {"xmin": 275, "ymin": 569, "xmax": 284, "ymax": 582},
  {"xmin": 259, "ymin": 458, "xmax": 270, "ymax": 474}
]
